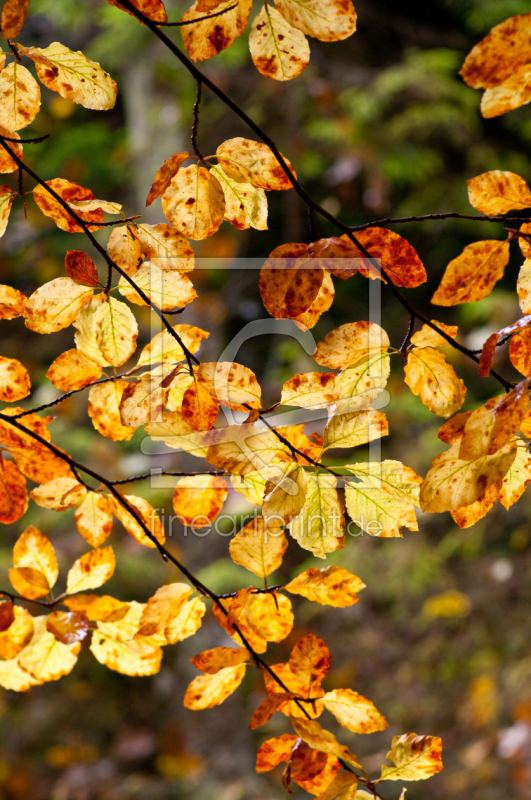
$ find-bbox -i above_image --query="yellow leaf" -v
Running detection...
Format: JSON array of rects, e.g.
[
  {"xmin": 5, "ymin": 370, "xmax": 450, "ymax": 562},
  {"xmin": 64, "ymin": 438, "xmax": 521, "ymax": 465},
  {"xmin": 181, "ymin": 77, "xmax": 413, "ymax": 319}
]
[
  {"xmin": 93, "ymin": 296, "xmax": 138, "ymax": 366},
  {"xmin": 322, "ymin": 688, "xmax": 387, "ymax": 733},
  {"xmin": 275, "ymin": 0, "xmax": 357, "ymax": 42},
  {"xmin": 245, "ymin": 592, "xmax": 294, "ymax": 642},
  {"xmin": 290, "ymin": 473, "xmax": 344, "ymax": 559},
  {"xmin": 46, "ymin": 348, "xmax": 102, "ymax": 391},
  {"xmin": 0, "ymin": 459, "xmax": 27, "ymax": 524},
  {"xmin": 184, "ymin": 664, "xmax": 246, "ymax": 709},
  {"xmin": 404, "ymin": 347, "xmax": 466, "ymax": 418},
  {"xmin": 0, "ymin": 355, "xmax": 30, "ymax": 402},
  {"xmin": 517, "ymin": 258, "xmax": 531, "ymax": 313},
  {"xmin": 107, "ymin": 224, "xmax": 143, "ymax": 275},
  {"xmin": 213, "ymin": 592, "xmax": 267, "ymax": 654},
  {"xmin": 135, "ymin": 583, "xmax": 192, "ymax": 642},
  {"xmin": 165, "ymin": 596, "xmax": 206, "ymax": 643},
  {"xmin": 66, "ymin": 546, "xmax": 115, "ymax": 594},
  {"xmin": 210, "ymin": 165, "xmax": 268, "ymax": 230},
  {"xmin": 280, "ymin": 371, "xmax": 336, "ymax": 409},
  {"xmin": 109, "ymin": 495, "xmax": 165, "ymax": 548},
  {"xmin": 312, "ymin": 773, "xmax": 358, "ymax": 800},
  {"xmin": 499, "ymin": 440, "xmax": 531, "ymax": 510},
  {"xmin": 409, "ymin": 320, "xmax": 458, "ymax": 349},
  {"xmin": 458, "ymin": 384, "xmax": 530, "ymax": 460},
  {"xmin": 18, "ymin": 616, "xmax": 80, "ymax": 682},
  {"xmin": 0, "ymin": 656, "xmax": 42, "ymax": 691},
  {"xmin": 263, "ymin": 463, "xmax": 307, "ymax": 526},
  {"xmin": 181, "ymin": 378, "xmax": 219, "ymax": 432},
  {"xmin": 285, "ymin": 565, "xmax": 365, "ymax": 607},
  {"xmin": 289, "ymin": 717, "xmax": 361, "ymax": 768},
  {"xmin": 18, "ymin": 42, "xmax": 117, "ymax": 110},
  {"xmin": 0, "ymin": 61, "xmax": 40, "ymax": 131},
  {"xmin": 165, "ymin": 370, "xmax": 196, "ymax": 412},
  {"xmin": 197, "ymin": 361, "xmax": 261, "ymax": 410},
  {"xmin": 249, "ymin": 692, "xmax": 297, "ymax": 730},
  {"xmin": 206, "ymin": 424, "xmax": 287, "ymax": 475},
  {"xmin": 431, "ymin": 240, "xmax": 510, "ymax": 306},
  {"xmin": 90, "ymin": 601, "xmax": 162, "ymax": 676},
  {"xmin": 145, "ymin": 411, "xmax": 212, "ymax": 458},
  {"xmin": 323, "ymin": 409, "xmax": 388, "ymax": 450},
  {"xmin": 451, "ymin": 481, "xmax": 501, "ymax": 529},
  {"xmin": 249, "ymin": 5, "xmax": 309, "ymax": 81},
  {"xmin": 74, "ymin": 492, "xmax": 113, "ymax": 548},
  {"xmin": 73, "ymin": 294, "xmax": 111, "ymax": 367},
  {"xmin": 161, "ymin": 165, "xmax": 225, "ymax": 240},
  {"xmin": 13, "ymin": 525, "xmax": 58, "ymax": 588},
  {"xmin": 191, "ymin": 646, "xmax": 249, "ymax": 674},
  {"xmin": 180, "ymin": 0, "xmax": 252, "ymax": 62},
  {"xmin": 118, "ymin": 367, "xmax": 173, "ymax": 428},
  {"xmin": 24, "ymin": 277, "xmax": 93, "ymax": 334},
  {"xmin": 229, "ymin": 516, "xmax": 287, "ymax": 577},
  {"xmin": 216, "ymin": 137, "xmax": 295, "ymax": 191},
  {"xmin": 380, "ymin": 732, "xmax": 443, "ymax": 781},
  {"xmin": 88, "ymin": 381, "xmax": 136, "ymax": 441},
  {"xmin": 313, "ymin": 321, "xmax": 389, "ymax": 370},
  {"xmin": 332, "ymin": 351, "xmax": 390, "ymax": 415},
  {"xmin": 9, "ymin": 566, "xmax": 49, "ymax": 599},
  {"xmin": 118, "ymin": 262, "xmax": 197, "ymax": 311},
  {"xmin": 419, "ymin": 440, "xmax": 517, "ymax": 513},
  {"xmin": 467, "ymin": 170, "xmax": 531, "ymax": 215},
  {"xmin": 63, "ymin": 594, "xmax": 130, "ymax": 622},
  {"xmin": 0, "ymin": 283, "xmax": 26, "ymax": 319},
  {"xmin": 30, "ymin": 477, "xmax": 86, "ymax": 511},
  {"xmin": 230, "ymin": 471, "xmax": 266, "ymax": 505},
  {"xmin": 136, "ymin": 324, "xmax": 209, "ymax": 368},
  {"xmin": 0, "ymin": 605, "xmax": 34, "ymax": 659},
  {"xmin": 135, "ymin": 222, "xmax": 194, "ymax": 271},
  {"xmin": 172, "ymin": 474, "xmax": 228, "ymax": 527},
  {"xmin": 0, "ymin": 185, "xmax": 14, "ymax": 237}
]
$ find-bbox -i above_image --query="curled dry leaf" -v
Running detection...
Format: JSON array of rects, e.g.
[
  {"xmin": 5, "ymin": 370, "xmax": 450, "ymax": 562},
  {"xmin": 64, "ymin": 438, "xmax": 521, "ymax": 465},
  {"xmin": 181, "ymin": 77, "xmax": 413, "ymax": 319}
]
[
  {"xmin": 0, "ymin": 185, "xmax": 14, "ymax": 238},
  {"xmin": 0, "ymin": 284, "xmax": 26, "ymax": 319},
  {"xmin": 0, "ymin": 355, "xmax": 30, "ymax": 402},
  {"xmin": 217, "ymin": 137, "xmax": 295, "ymax": 191},
  {"xmin": 172, "ymin": 474, "xmax": 227, "ymax": 527},
  {"xmin": 64, "ymin": 250, "xmax": 99, "ymax": 286},
  {"xmin": 313, "ymin": 321, "xmax": 389, "ymax": 369},
  {"xmin": 1, "ymin": 0, "xmax": 29, "ymax": 39},
  {"xmin": 0, "ymin": 459, "xmax": 28, "ymax": 524},
  {"xmin": 66, "ymin": 546, "xmax": 116, "ymax": 594},
  {"xmin": 161, "ymin": 165, "xmax": 225, "ymax": 240},
  {"xmin": 460, "ymin": 14, "xmax": 531, "ymax": 117},
  {"xmin": 467, "ymin": 170, "xmax": 531, "ymax": 215},
  {"xmin": 180, "ymin": 0, "xmax": 252, "ymax": 61},
  {"xmin": 275, "ymin": 0, "xmax": 357, "ymax": 42},
  {"xmin": 289, "ymin": 741, "xmax": 340, "ymax": 794},
  {"xmin": 249, "ymin": 5, "xmax": 310, "ymax": 82},
  {"xmin": 404, "ymin": 347, "xmax": 466, "ymax": 419},
  {"xmin": 420, "ymin": 439, "xmax": 517, "ymax": 513},
  {"xmin": 184, "ymin": 664, "xmax": 247, "ymax": 709},
  {"xmin": 191, "ymin": 646, "xmax": 249, "ymax": 674},
  {"xmin": 30, "ymin": 476, "xmax": 87, "ymax": 511},
  {"xmin": 46, "ymin": 610, "xmax": 89, "ymax": 646},
  {"xmin": 88, "ymin": 381, "xmax": 136, "ymax": 441},
  {"xmin": 18, "ymin": 43, "xmax": 117, "ymax": 110},
  {"xmin": 438, "ymin": 411, "xmax": 472, "ymax": 444},
  {"xmin": 229, "ymin": 516, "xmax": 287, "ymax": 578},
  {"xmin": 0, "ymin": 62, "xmax": 40, "ymax": 131},
  {"xmin": 33, "ymin": 178, "xmax": 105, "ymax": 232},
  {"xmin": 146, "ymin": 151, "xmax": 188, "ymax": 207},
  {"xmin": 75, "ymin": 491, "xmax": 113, "ymax": 548},
  {"xmin": 380, "ymin": 732, "xmax": 443, "ymax": 781},
  {"xmin": 431, "ymin": 240, "xmax": 510, "ymax": 306},
  {"xmin": 109, "ymin": 494, "xmax": 165, "ymax": 548},
  {"xmin": 46, "ymin": 348, "xmax": 102, "ymax": 392},
  {"xmin": 285, "ymin": 565, "xmax": 365, "ymax": 607},
  {"xmin": 24, "ymin": 277, "xmax": 93, "ymax": 334},
  {"xmin": 210, "ymin": 165, "xmax": 268, "ymax": 231}
]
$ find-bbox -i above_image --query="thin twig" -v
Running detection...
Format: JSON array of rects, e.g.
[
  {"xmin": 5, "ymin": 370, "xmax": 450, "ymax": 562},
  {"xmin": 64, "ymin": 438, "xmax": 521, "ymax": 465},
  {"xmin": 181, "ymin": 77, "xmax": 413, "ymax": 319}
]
[
  {"xmin": 156, "ymin": 4, "xmax": 237, "ymax": 26},
  {"xmin": 351, "ymin": 211, "xmax": 531, "ymax": 231},
  {"xmin": 191, "ymin": 79, "xmax": 205, "ymax": 161}
]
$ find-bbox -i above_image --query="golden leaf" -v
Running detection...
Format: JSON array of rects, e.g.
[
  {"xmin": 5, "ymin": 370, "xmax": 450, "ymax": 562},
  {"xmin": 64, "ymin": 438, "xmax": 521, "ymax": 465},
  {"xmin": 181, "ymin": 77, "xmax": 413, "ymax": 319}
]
[
  {"xmin": 323, "ymin": 409, "xmax": 388, "ymax": 450},
  {"xmin": 499, "ymin": 440, "xmax": 531, "ymax": 510},
  {"xmin": 450, "ymin": 481, "xmax": 500, "ymax": 529},
  {"xmin": 342, "ymin": 228, "xmax": 426, "ymax": 288},
  {"xmin": 0, "ymin": 185, "xmax": 14, "ymax": 237},
  {"xmin": 459, "ymin": 384, "xmax": 530, "ymax": 459},
  {"xmin": 9, "ymin": 566, "xmax": 49, "ymax": 599},
  {"xmin": 230, "ymin": 471, "xmax": 266, "ymax": 505},
  {"xmin": 135, "ymin": 222, "xmax": 194, "ymax": 271},
  {"xmin": 509, "ymin": 328, "xmax": 531, "ymax": 376},
  {"xmin": 517, "ymin": 258, "xmax": 531, "ymax": 314},
  {"xmin": 431, "ymin": 240, "xmax": 510, "ymax": 305},
  {"xmin": 245, "ymin": 592, "xmax": 294, "ymax": 643},
  {"xmin": 165, "ymin": 596, "xmax": 206, "ymax": 643},
  {"xmin": 275, "ymin": 0, "xmax": 356, "ymax": 42},
  {"xmin": 46, "ymin": 610, "xmax": 89, "ymax": 645},
  {"xmin": 0, "ymin": 605, "xmax": 34, "ymax": 659},
  {"xmin": 467, "ymin": 170, "xmax": 531, "ymax": 214},
  {"xmin": 256, "ymin": 734, "xmax": 299, "ymax": 772},
  {"xmin": 135, "ymin": 583, "xmax": 192, "ymax": 642},
  {"xmin": 322, "ymin": 688, "xmax": 387, "ymax": 733},
  {"xmin": 18, "ymin": 42, "xmax": 117, "ymax": 110},
  {"xmin": 63, "ymin": 594, "xmax": 130, "ymax": 622},
  {"xmin": 146, "ymin": 151, "xmax": 188, "ymax": 206},
  {"xmin": 0, "ymin": 655, "xmax": 42, "ymax": 691},
  {"xmin": 109, "ymin": 494, "xmax": 165, "ymax": 548},
  {"xmin": 90, "ymin": 601, "xmax": 162, "ymax": 676},
  {"xmin": 118, "ymin": 262, "xmax": 197, "ymax": 311},
  {"xmin": 0, "ymin": 283, "xmax": 26, "ymax": 319},
  {"xmin": 161, "ymin": 164, "xmax": 225, "ymax": 240},
  {"xmin": 404, "ymin": 347, "xmax": 466, "ymax": 418},
  {"xmin": 380, "ymin": 732, "xmax": 443, "ymax": 781},
  {"xmin": 145, "ymin": 411, "xmax": 212, "ymax": 458},
  {"xmin": 249, "ymin": 692, "xmax": 297, "ymax": 730},
  {"xmin": 289, "ymin": 717, "xmax": 361, "ymax": 768},
  {"xmin": 30, "ymin": 477, "xmax": 86, "ymax": 511},
  {"xmin": 74, "ymin": 492, "xmax": 113, "ymax": 548},
  {"xmin": 285, "ymin": 565, "xmax": 365, "ymax": 607},
  {"xmin": 181, "ymin": 379, "xmax": 219, "ymax": 431},
  {"xmin": 409, "ymin": 320, "xmax": 458, "ymax": 349},
  {"xmin": 0, "ymin": 356, "xmax": 29, "ymax": 403},
  {"xmin": 118, "ymin": 368, "xmax": 173, "ymax": 429},
  {"xmin": 210, "ymin": 165, "xmax": 268, "ymax": 230},
  {"xmin": 1, "ymin": 0, "xmax": 29, "ymax": 39},
  {"xmin": 180, "ymin": 0, "xmax": 252, "ymax": 61},
  {"xmin": 0, "ymin": 125, "xmax": 22, "ymax": 173},
  {"xmin": 88, "ymin": 381, "xmax": 136, "ymax": 441},
  {"xmin": 229, "ymin": 516, "xmax": 287, "ymax": 577},
  {"xmin": 136, "ymin": 323, "xmax": 209, "ymax": 368},
  {"xmin": 206, "ymin": 424, "xmax": 287, "ymax": 475},
  {"xmin": 24, "ymin": 277, "xmax": 93, "ymax": 334},
  {"xmin": 263, "ymin": 463, "xmax": 307, "ymax": 526},
  {"xmin": 33, "ymin": 178, "xmax": 104, "ymax": 232},
  {"xmin": 107, "ymin": 0, "xmax": 167, "ymax": 22},
  {"xmin": 183, "ymin": 664, "xmax": 246, "ymax": 709},
  {"xmin": 313, "ymin": 321, "xmax": 389, "ymax": 369},
  {"xmin": 13, "ymin": 525, "xmax": 58, "ymax": 588},
  {"xmin": 172, "ymin": 474, "xmax": 227, "ymax": 527},
  {"xmin": 290, "ymin": 473, "xmax": 344, "ymax": 558},
  {"xmin": 0, "ymin": 459, "xmax": 28, "ymax": 524},
  {"xmin": 18, "ymin": 616, "xmax": 80, "ymax": 682},
  {"xmin": 479, "ymin": 332, "xmax": 499, "ymax": 377},
  {"xmin": 280, "ymin": 371, "xmax": 336, "ymax": 409},
  {"xmin": 0, "ymin": 61, "xmax": 40, "ymax": 130},
  {"xmin": 217, "ymin": 136, "xmax": 295, "ymax": 190},
  {"xmin": 197, "ymin": 361, "xmax": 261, "ymax": 410},
  {"xmin": 93, "ymin": 296, "xmax": 138, "ymax": 366},
  {"xmin": 66, "ymin": 546, "xmax": 115, "ymax": 594},
  {"xmin": 107, "ymin": 224, "xmax": 142, "ymax": 276},
  {"xmin": 46, "ymin": 348, "xmax": 102, "ymax": 391},
  {"xmin": 332, "ymin": 351, "xmax": 390, "ymax": 415},
  {"xmin": 191, "ymin": 646, "xmax": 250, "ymax": 674},
  {"xmin": 249, "ymin": 5, "xmax": 309, "ymax": 81}
]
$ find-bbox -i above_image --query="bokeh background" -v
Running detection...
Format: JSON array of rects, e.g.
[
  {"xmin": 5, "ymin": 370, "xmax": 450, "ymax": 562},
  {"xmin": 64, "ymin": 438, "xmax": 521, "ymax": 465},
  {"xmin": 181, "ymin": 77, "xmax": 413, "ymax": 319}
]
[{"xmin": 2, "ymin": 0, "xmax": 531, "ymax": 797}]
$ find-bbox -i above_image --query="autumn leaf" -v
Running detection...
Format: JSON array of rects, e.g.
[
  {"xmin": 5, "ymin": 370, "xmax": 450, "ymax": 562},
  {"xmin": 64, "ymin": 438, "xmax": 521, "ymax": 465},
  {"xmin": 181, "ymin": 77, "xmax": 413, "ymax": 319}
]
[
  {"xmin": 479, "ymin": 332, "xmax": 499, "ymax": 377},
  {"xmin": 197, "ymin": 361, "xmax": 262, "ymax": 410},
  {"xmin": 290, "ymin": 473, "xmax": 344, "ymax": 558},
  {"xmin": 467, "ymin": 170, "xmax": 531, "ymax": 215},
  {"xmin": 206, "ymin": 424, "xmax": 287, "ymax": 475},
  {"xmin": 313, "ymin": 321, "xmax": 389, "ymax": 369},
  {"xmin": 30, "ymin": 477, "xmax": 86, "ymax": 511},
  {"xmin": 344, "ymin": 462, "xmax": 420, "ymax": 539},
  {"xmin": 285, "ymin": 566, "xmax": 365, "ymax": 607},
  {"xmin": 322, "ymin": 688, "xmax": 387, "ymax": 734},
  {"xmin": 379, "ymin": 733, "xmax": 443, "ymax": 781},
  {"xmin": 0, "ymin": 126, "xmax": 22, "ymax": 173},
  {"xmin": 275, "ymin": 0, "xmax": 357, "ymax": 42},
  {"xmin": 0, "ymin": 459, "xmax": 28, "ymax": 524},
  {"xmin": 146, "ymin": 152, "xmax": 189, "ymax": 206},
  {"xmin": 210, "ymin": 165, "xmax": 268, "ymax": 230},
  {"xmin": 0, "ymin": 605, "xmax": 33, "ymax": 660},
  {"xmin": 217, "ymin": 137, "xmax": 295, "ymax": 191},
  {"xmin": 172, "ymin": 474, "xmax": 228, "ymax": 527},
  {"xmin": 118, "ymin": 368, "xmax": 173, "ymax": 428},
  {"xmin": 404, "ymin": 347, "xmax": 466, "ymax": 418},
  {"xmin": 458, "ymin": 383, "xmax": 530, "ymax": 460},
  {"xmin": 249, "ymin": 692, "xmax": 297, "ymax": 729},
  {"xmin": 431, "ymin": 240, "xmax": 510, "ymax": 306},
  {"xmin": 13, "ymin": 525, "xmax": 58, "ymax": 589},
  {"xmin": 107, "ymin": 0, "xmax": 168, "ymax": 23},
  {"xmin": 181, "ymin": 379, "xmax": 220, "ymax": 431},
  {"xmin": 180, "ymin": 0, "xmax": 252, "ymax": 62},
  {"xmin": 17, "ymin": 42, "xmax": 117, "ymax": 110},
  {"xmin": 183, "ymin": 664, "xmax": 246, "ymax": 709},
  {"xmin": 255, "ymin": 734, "xmax": 299, "ymax": 772},
  {"xmin": 75, "ymin": 492, "xmax": 113, "ymax": 548},
  {"xmin": 24, "ymin": 277, "xmax": 93, "ymax": 334},
  {"xmin": 135, "ymin": 583, "xmax": 192, "ymax": 642},
  {"xmin": 109, "ymin": 494, "xmax": 165, "ymax": 548},
  {"xmin": 289, "ymin": 717, "xmax": 361, "ymax": 768},
  {"xmin": 9, "ymin": 565, "xmax": 50, "ymax": 599},
  {"xmin": 0, "ymin": 284, "xmax": 26, "ymax": 319},
  {"xmin": 18, "ymin": 616, "xmax": 80, "ymax": 682},
  {"xmin": 0, "ymin": 62, "xmax": 40, "ymax": 131},
  {"xmin": 280, "ymin": 371, "xmax": 336, "ymax": 409},
  {"xmin": 1, "ymin": 0, "xmax": 29, "ymax": 39},
  {"xmin": 33, "ymin": 178, "xmax": 105, "ymax": 232},
  {"xmin": 66, "ymin": 546, "xmax": 116, "ymax": 594},
  {"xmin": 332, "ymin": 350, "xmax": 391, "ymax": 415},
  {"xmin": 0, "ymin": 185, "xmax": 14, "ymax": 237},
  {"xmin": 46, "ymin": 348, "xmax": 102, "ymax": 393},
  {"xmin": 63, "ymin": 594, "xmax": 130, "ymax": 622},
  {"xmin": 135, "ymin": 222, "xmax": 195, "ymax": 271},
  {"xmin": 0, "ymin": 356, "xmax": 30, "ymax": 403},
  {"xmin": 90, "ymin": 601, "xmax": 162, "ymax": 676},
  {"xmin": 245, "ymin": 593, "xmax": 294, "ymax": 643},
  {"xmin": 191, "ymin": 646, "xmax": 249, "ymax": 674},
  {"xmin": 229, "ymin": 516, "xmax": 287, "ymax": 578},
  {"xmin": 499, "ymin": 440, "xmax": 531, "ymax": 510},
  {"xmin": 93, "ymin": 296, "xmax": 138, "ymax": 365},
  {"xmin": 118, "ymin": 262, "xmax": 197, "ymax": 311},
  {"xmin": 161, "ymin": 164, "xmax": 225, "ymax": 240},
  {"xmin": 289, "ymin": 741, "xmax": 341, "ymax": 794},
  {"xmin": 136, "ymin": 323, "xmax": 208, "ymax": 368},
  {"xmin": 88, "ymin": 381, "xmax": 136, "ymax": 441},
  {"xmin": 342, "ymin": 228, "xmax": 427, "ymax": 288},
  {"xmin": 64, "ymin": 250, "xmax": 99, "ymax": 286},
  {"xmin": 450, "ymin": 481, "xmax": 501, "ymax": 530},
  {"xmin": 46, "ymin": 610, "xmax": 89, "ymax": 646},
  {"xmin": 323, "ymin": 409, "xmax": 388, "ymax": 450},
  {"xmin": 249, "ymin": 5, "xmax": 310, "ymax": 81},
  {"xmin": 165, "ymin": 596, "xmax": 206, "ymax": 643},
  {"xmin": 409, "ymin": 321, "xmax": 458, "ymax": 349},
  {"xmin": 263, "ymin": 463, "xmax": 307, "ymax": 527},
  {"xmin": 107, "ymin": 225, "xmax": 142, "ymax": 275}
]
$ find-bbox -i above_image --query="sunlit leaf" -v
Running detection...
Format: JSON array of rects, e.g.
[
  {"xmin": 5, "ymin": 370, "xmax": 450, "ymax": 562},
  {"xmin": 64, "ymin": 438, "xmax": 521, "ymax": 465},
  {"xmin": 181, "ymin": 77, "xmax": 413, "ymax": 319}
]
[
  {"xmin": 249, "ymin": 4, "xmax": 309, "ymax": 81},
  {"xmin": 380, "ymin": 732, "xmax": 443, "ymax": 781}
]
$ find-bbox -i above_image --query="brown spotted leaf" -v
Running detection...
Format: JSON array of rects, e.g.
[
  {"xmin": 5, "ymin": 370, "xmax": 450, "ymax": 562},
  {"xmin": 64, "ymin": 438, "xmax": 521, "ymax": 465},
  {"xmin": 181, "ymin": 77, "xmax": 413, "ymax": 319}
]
[
  {"xmin": 146, "ymin": 151, "xmax": 188, "ymax": 207},
  {"xmin": 180, "ymin": 0, "xmax": 252, "ymax": 62},
  {"xmin": 249, "ymin": 5, "xmax": 309, "ymax": 81},
  {"xmin": 431, "ymin": 240, "xmax": 510, "ymax": 305}
]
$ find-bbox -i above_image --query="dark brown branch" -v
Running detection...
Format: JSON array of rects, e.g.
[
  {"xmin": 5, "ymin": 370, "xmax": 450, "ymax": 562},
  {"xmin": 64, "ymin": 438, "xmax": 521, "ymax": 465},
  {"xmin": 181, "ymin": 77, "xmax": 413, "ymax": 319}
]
[
  {"xmin": 108, "ymin": 470, "xmax": 230, "ymax": 485},
  {"xmin": 351, "ymin": 212, "xmax": 531, "ymax": 230},
  {"xmin": 400, "ymin": 315, "xmax": 415, "ymax": 358},
  {"xmin": 191, "ymin": 79, "xmax": 205, "ymax": 161},
  {"xmin": 3, "ymin": 134, "xmax": 50, "ymax": 144},
  {"xmin": 156, "ymin": 4, "xmax": 237, "ymax": 26}
]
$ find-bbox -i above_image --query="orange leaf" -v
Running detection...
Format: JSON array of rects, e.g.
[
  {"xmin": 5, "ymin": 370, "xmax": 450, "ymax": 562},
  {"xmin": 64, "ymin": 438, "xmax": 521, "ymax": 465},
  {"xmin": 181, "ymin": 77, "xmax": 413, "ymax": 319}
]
[
  {"xmin": 33, "ymin": 178, "xmax": 104, "ymax": 232},
  {"xmin": 341, "ymin": 228, "xmax": 427, "ymax": 287},
  {"xmin": 46, "ymin": 610, "xmax": 89, "ymax": 645},
  {"xmin": 479, "ymin": 333, "xmax": 499, "ymax": 377},
  {"xmin": 0, "ymin": 459, "xmax": 28, "ymax": 524},
  {"xmin": 64, "ymin": 250, "xmax": 100, "ymax": 286},
  {"xmin": 191, "ymin": 646, "xmax": 250, "ymax": 674},
  {"xmin": 249, "ymin": 692, "xmax": 296, "ymax": 729},
  {"xmin": 255, "ymin": 734, "xmax": 299, "ymax": 772},
  {"xmin": 431, "ymin": 240, "xmax": 510, "ymax": 305},
  {"xmin": 146, "ymin": 151, "xmax": 189, "ymax": 206},
  {"xmin": 181, "ymin": 380, "xmax": 219, "ymax": 431},
  {"xmin": 46, "ymin": 349, "xmax": 102, "ymax": 392}
]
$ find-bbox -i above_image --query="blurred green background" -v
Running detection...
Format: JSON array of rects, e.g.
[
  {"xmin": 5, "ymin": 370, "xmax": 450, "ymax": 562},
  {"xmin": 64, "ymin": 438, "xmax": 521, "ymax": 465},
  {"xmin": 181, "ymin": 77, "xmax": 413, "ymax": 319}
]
[{"xmin": 2, "ymin": 0, "xmax": 531, "ymax": 798}]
